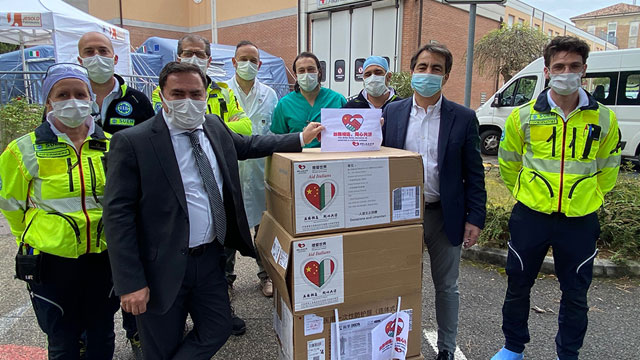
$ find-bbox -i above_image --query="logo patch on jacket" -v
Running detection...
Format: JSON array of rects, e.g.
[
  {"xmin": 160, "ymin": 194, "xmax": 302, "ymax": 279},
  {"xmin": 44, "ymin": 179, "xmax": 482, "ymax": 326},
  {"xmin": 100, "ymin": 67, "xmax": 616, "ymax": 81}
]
[
  {"xmin": 529, "ymin": 113, "xmax": 557, "ymax": 125},
  {"xmin": 115, "ymin": 101, "xmax": 133, "ymax": 116},
  {"xmin": 109, "ymin": 118, "xmax": 135, "ymax": 127},
  {"xmin": 33, "ymin": 143, "xmax": 70, "ymax": 158}
]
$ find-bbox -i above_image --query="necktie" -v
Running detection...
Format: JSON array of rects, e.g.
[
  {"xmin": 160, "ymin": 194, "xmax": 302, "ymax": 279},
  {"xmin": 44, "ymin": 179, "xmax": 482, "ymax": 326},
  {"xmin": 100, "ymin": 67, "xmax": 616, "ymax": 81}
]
[{"xmin": 186, "ymin": 130, "xmax": 226, "ymax": 245}]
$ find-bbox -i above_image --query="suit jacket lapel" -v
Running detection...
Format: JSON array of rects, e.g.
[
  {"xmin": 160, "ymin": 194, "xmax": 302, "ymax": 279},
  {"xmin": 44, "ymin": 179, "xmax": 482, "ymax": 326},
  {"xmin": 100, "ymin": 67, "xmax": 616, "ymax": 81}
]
[
  {"xmin": 396, "ymin": 98, "xmax": 413, "ymax": 148},
  {"xmin": 149, "ymin": 113, "xmax": 188, "ymax": 214},
  {"xmin": 438, "ymin": 97, "xmax": 455, "ymax": 171},
  {"xmin": 202, "ymin": 117, "xmax": 227, "ymax": 183}
]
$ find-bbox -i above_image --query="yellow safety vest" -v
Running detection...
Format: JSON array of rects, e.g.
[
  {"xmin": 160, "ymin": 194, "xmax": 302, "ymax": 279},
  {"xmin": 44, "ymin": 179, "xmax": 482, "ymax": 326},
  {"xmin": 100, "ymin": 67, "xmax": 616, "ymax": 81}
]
[
  {"xmin": 151, "ymin": 77, "xmax": 252, "ymax": 135},
  {"xmin": 498, "ymin": 89, "xmax": 621, "ymax": 217},
  {"xmin": 0, "ymin": 122, "xmax": 111, "ymax": 258}
]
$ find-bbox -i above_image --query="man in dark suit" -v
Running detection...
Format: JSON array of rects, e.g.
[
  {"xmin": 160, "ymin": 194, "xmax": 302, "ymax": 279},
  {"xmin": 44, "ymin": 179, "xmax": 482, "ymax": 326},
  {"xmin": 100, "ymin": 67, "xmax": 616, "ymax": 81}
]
[
  {"xmin": 382, "ymin": 44, "xmax": 486, "ymax": 360},
  {"xmin": 103, "ymin": 62, "xmax": 322, "ymax": 359}
]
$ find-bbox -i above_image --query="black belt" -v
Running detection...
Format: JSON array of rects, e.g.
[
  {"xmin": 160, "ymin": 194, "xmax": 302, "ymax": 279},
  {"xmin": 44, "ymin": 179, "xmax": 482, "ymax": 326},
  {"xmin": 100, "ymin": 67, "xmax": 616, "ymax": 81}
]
[
  {"xmin": 424, "ymin": 200, "xmax": 441, "ymax": 210},
  {"xmin": 188, "ymin": 243, "xmax": 211, "ymax": 257}
]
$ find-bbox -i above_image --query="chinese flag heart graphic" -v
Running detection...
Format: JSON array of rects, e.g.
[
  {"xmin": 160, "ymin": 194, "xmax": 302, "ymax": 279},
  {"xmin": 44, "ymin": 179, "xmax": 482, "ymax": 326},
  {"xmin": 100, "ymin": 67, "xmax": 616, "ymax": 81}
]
[
  {"xmin": 304, "ymin": 258, "xmax": 336, "ymax": 288},
  {"xmin": 384, "ymin": 318, "xmax": 405, "ymax": 337},
  {"xmin": 342, "ymin": 114, "xmax": 364, "ymax": 132},
  {"xmin": 304, "ymin": 182, "xmax": 336, "ymax": 211}
]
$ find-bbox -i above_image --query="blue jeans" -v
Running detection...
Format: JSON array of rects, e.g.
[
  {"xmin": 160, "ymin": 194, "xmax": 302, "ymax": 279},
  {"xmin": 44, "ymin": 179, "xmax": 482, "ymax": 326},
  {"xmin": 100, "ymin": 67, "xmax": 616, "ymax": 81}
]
[{"xmin": 501, "ymin": 202, "xmax": 599, "ymax": 360}]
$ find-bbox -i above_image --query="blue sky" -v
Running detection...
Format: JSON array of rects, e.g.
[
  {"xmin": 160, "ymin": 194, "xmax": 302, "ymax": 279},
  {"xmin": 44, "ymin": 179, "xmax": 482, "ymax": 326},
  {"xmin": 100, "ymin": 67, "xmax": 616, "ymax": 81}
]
[{"xmin": 524, "ymin": 0, "xmax": 636, "ymax": 23}]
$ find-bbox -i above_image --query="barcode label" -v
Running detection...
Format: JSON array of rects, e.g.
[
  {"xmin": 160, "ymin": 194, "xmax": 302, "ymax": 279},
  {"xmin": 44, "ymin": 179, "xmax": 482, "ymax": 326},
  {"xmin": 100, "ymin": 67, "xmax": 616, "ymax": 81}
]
[
  {"xmin": 307, "ymin": 338, "xmax": 325, "ymax": 360},
  {"xmin": 392, "ymin": 186, "xmax": 421, "ymax": 221}
]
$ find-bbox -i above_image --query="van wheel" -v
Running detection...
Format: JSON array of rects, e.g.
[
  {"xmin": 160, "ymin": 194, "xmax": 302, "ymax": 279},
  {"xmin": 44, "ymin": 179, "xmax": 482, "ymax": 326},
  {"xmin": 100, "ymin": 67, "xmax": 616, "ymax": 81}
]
[{"xmin": 480, "ymin": 129, "xmax": 501, "ymax": 156}]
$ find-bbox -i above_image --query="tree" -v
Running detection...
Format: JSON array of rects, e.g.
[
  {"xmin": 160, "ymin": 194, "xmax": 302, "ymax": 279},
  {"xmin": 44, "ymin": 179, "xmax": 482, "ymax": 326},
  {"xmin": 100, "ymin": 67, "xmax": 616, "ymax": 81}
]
[
  {"xmin": 0, "ymin": 42, "xmax": 18, "ymax": 54},
  {"xmin": 474, "ymin": 24, "xmax": 549, "ymax": 83}
]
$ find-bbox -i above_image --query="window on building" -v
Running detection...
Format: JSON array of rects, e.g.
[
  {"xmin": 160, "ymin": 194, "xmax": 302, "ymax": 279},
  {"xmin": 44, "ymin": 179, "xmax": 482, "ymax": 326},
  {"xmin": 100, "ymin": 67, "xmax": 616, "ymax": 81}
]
[
  {"xmin": 629, "ymin": 22, "xmax": 639, "ymax": 48},
  {"xmin": 548, "ymin": 29, "xmax": 554, "ymax": 36},
  {"xmin": 535, "ymin": 24, "xmax": 540, "ymax": 31},
  {"xmin": 617, "ymin": 72, "xmax": 640, "ymax": 105},
  {"xmin": 608, "ymin": 22, "xmax": 617, "ymax": 44},
  {"xmin": 555, "ymin": 32, "xmax": 560, "ymax": 36},
  {"xmin": 582, "ymin": 72, "xmax": 618, "ymax": 106},
  {"xmin": 587, "ymin": 25, "xmax": 596, "ymax": 35},
  {"xmin": 518, "ymin": 18, "xmax": 524, "ymax": 25},
  {"xmin": 508, "ymin": 15, "xmax": 514, "ymax": 27}
]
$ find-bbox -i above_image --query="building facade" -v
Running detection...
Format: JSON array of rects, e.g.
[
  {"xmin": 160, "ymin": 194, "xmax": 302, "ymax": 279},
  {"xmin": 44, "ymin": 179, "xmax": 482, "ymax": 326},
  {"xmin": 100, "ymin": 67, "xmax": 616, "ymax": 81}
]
[{"xmin": 571, "ymin": 3, "xmax": 640, "ymax": 49}]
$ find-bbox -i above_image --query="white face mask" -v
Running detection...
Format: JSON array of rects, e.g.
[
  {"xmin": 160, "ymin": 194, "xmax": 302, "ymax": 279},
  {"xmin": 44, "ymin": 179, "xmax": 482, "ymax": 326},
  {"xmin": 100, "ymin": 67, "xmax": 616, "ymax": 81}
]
[
  {"xmin": 163, "ymin": 96, "xmax": 208, "ymax": 130},
  {"xmin": 236, "ymin": 60, "xmax": 259, "ymax": 81},
  {"xmin": 180, "ymin": 56, "xmax": 209, "ymax": 75},
  {"xmin": 81, "ymin": 55, "xmax": 115, "ymax": 84},
  {"xmin": 364, "ymin": 74, "xmax": 389, "ymax": 97},
  {"xmin": 549, "ymin": 71, "xmax": 583, "ymax": 96},
  {"xmin": 297, "ymin": 73, "xmax": 319, "ymax": 92},
  {"xmin": 51, "ymin": 99, "xmax": 92, "ymax": 128}
]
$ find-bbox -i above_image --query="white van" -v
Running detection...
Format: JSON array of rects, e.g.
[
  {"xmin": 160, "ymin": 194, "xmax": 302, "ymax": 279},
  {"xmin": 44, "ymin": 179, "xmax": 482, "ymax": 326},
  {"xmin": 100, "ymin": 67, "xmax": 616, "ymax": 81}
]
[{"xmin": 476, "ymin": 48, "xmax": 640, "ymax": 164}]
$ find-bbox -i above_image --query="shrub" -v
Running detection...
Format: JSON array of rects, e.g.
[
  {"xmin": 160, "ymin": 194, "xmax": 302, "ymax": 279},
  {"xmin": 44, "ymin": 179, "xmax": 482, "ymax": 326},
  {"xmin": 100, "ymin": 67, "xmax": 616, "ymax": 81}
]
[
  {"xmin": 390, "ymin": 71, "xmax": 413, "ymax": 99},
  {"xmin": 0, "ymin": 98, "xmax": 43, "ymax": 151}
]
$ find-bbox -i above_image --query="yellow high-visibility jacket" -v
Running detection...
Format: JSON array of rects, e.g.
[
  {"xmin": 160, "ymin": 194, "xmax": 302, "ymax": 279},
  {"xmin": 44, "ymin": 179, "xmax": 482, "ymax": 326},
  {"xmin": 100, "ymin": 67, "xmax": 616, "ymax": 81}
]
[
  {"xmin": 151, "ymin": 77, "xmax": 252, "ymax": 135},
  {"xmin": 498, "ymin": 88, "xmax": 621, "ymax": 217},
  {"xmin": 0, "ymin": 121, "xmax": 111, "ymax": 258}
]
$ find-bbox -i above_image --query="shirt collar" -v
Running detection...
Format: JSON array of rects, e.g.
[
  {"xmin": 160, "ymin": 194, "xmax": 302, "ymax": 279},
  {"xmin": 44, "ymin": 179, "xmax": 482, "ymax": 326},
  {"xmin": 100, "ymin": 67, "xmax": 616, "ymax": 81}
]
[
  {"xmin": 412, "ymin": 93, "xmax": 442, "ymax": 113},
  {"xmin": 162, "ymin": 109, "xmax": 204, "ymax": 136},
  {"xmin": 546, "ymin": 88, "xmax": 589, "ymax": 112}
]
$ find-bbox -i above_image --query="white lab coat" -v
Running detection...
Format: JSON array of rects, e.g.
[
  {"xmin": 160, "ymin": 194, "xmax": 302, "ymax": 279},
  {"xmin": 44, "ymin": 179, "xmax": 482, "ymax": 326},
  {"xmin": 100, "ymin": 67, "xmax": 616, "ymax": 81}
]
[{"xmin": 226, "ymin": 76, "xmax": 279, "ymax": 228}]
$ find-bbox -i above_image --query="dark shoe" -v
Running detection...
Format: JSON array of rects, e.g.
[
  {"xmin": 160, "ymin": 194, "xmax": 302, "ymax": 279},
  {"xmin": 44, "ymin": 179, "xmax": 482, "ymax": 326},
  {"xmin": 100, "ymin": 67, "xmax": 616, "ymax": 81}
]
[
  {"xmin": 129, "ymin": 332, "xmax": 143, "ymax": 360},
  {"xmin": 436, "ymin": 350, "xmax": 454, "ymax": 360},
  {"xmin": 230, "ymin": 307, "xmax": 247, "ymax": 336}
]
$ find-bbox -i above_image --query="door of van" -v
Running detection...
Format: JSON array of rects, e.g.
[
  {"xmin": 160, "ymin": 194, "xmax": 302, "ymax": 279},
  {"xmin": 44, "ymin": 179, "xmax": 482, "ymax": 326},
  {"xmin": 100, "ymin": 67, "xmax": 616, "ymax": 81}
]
[{"xmin": 479, "ymin": 75, "xmax": 540, "ymax": 155}]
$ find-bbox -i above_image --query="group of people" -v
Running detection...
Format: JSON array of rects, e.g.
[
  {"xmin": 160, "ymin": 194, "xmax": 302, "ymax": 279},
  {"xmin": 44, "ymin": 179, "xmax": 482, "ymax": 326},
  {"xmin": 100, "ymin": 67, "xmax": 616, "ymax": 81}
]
[{"xmin": 0, "ymin": 31, "xmax": 621, "ymax": 360}]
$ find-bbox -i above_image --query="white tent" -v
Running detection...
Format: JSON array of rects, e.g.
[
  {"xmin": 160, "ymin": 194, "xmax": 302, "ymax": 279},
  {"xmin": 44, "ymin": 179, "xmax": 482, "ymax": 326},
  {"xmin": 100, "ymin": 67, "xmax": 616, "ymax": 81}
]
[{"xmin": 0, "ymin": 0, "xmax": 132, "ymax": 74}]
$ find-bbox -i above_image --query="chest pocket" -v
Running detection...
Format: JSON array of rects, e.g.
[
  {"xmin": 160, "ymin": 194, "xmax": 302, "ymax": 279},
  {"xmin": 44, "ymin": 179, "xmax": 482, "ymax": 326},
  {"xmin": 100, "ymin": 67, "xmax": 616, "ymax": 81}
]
[
  {"xmin": 529, "ymin": 121, "xmax": 560, "ymax": 159},
  {"xmin": 575, "ymin": 123, "xmax": 601, "ymax": 160}
]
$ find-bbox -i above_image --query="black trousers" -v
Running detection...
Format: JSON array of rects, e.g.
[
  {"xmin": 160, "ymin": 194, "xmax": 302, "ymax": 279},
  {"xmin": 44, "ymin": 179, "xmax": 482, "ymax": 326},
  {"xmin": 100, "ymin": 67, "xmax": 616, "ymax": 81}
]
[
  {"xmin": 136, "ymin": 242, "xmax": 232, "ymax": 360},
  {"xmin": 28, "ymin": 251, "xmax": 120, "ymax": 360}
]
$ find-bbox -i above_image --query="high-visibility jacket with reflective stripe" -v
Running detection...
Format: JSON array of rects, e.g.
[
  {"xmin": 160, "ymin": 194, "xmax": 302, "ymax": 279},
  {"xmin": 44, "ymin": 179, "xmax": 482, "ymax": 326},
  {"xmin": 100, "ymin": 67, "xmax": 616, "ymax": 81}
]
[
  {"xmin": 151, "ymin": 77, "xmax": 252, "ymax": 135},
  {"xmin": 498, "ymin": 88, "xmax": 621, "ymax": 217},
  {"xmin": 0, "ymin": 122, "xmax": 111, "ymax": 258}
]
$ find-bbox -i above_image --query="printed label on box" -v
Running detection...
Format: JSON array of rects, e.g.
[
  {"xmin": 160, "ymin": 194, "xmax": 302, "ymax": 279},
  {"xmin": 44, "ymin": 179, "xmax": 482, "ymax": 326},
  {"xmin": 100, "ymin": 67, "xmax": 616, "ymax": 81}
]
[
  {"xmin": 271, "ymin": 237, "xmax": 288, "ymax": 270},
  {"xmin": 280, "ymin": 297, "xmax": 294, "ymax": 360},
  {"xmin": 293, "ymin": 235, "xmax": 344, "ymax": 311},
  {"xmin": 294, "ymin": 161, "xmax": 345, "ymax": 233},
  {"xmin": 392, "ymin": 186, "xmax": 421, "ymax": 221},
  {"xmin": 304, "ymin": 313, "xmax": 324, "ymax": 336},
  {"xmin": 307, "ymin": 338, "xmax": 326, "ymax": 360},
  {"xmin": 344, "ymin": 158, "xmax": 390, "ymax": 227}
]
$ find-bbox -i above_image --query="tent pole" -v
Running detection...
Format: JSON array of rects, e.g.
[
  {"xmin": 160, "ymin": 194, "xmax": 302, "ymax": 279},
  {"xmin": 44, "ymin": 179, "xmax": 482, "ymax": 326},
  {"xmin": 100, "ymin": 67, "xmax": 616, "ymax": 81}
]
[{"xmin": 19, "ymin": 33, "xmax": 32, "ymax": 103}]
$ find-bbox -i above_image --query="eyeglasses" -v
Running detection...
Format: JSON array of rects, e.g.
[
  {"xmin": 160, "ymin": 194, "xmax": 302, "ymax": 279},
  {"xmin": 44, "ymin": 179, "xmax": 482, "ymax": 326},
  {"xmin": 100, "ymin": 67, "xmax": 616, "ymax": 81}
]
[
  {"xmin": 548, "ymin": 63, "xmax": 584, "ymax": 74},
  {"xmin": 180, "ymin": 50, "xmax": 209, "ymax": 59},
  {"xmin": 44, "ymin": 63, "xmax": 89, "ymax": 79}
]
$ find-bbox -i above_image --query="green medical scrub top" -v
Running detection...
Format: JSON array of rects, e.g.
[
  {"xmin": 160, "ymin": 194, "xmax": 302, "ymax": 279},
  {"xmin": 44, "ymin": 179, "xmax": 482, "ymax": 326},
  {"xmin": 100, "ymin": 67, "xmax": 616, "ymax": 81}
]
[{"xmin": 271, "ymin": 87, "xmax": 347, "ymax": 148}]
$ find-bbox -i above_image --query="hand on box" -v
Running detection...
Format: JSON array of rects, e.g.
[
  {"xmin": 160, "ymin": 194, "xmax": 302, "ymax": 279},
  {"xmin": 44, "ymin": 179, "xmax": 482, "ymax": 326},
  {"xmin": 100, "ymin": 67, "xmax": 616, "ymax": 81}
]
[{"xmin": 302, "ymin": 122, "xmax": 325, "ymax": 144}]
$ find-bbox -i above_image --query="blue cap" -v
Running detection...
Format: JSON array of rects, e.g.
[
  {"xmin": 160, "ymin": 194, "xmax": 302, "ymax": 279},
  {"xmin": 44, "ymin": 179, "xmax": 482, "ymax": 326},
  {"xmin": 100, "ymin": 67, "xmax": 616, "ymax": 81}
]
[
  {"xmin": 42, "ymin": 63, "xmax": 93, "ymax": 101},
  {"xmin": 363, "ymin": 56, "xmax": 389, "ymax": 73}
]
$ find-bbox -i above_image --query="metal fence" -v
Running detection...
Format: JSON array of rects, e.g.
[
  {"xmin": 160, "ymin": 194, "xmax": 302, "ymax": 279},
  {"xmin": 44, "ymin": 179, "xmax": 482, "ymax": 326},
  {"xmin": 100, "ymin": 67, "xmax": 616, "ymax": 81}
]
[{"xmin": 0, "ymin": 71, "xmax": 293, "ymax": 105}]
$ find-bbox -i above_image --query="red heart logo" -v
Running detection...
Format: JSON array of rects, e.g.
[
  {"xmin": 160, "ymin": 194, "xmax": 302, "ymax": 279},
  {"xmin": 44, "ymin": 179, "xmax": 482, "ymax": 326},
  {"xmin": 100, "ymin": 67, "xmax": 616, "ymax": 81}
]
[
  {"xmin": 352, "ymin": 141, "xmax": 359, "ymax": 146},
  {"xmin": 385, "ymin": 318, "xmax": 405, "ymax": 337},
  {"xmin": 304, "ymin": 182, "xmax": 336, "ymax": 211},
  {"xmin": 342, "ymin": 114, "xmax": 364, "ymax": 132},
  {"xmin": 303, "ymin": 258, "xmax": 336, "ymax": 288}
]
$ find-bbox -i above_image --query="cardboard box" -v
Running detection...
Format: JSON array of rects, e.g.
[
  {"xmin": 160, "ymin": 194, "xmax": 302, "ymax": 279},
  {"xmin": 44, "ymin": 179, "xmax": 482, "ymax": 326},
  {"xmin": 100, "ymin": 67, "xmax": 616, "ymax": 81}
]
[
  {"xmin": 265, "ymin": 147, "xmax": 424, "ymax": 236},
  {"xmin": 256, "ymin": 212, "xmax": 424, "ymax": 314},
  {"xmin": 273, "ymin": 289, "xmax": 423, "ymax": 360}
]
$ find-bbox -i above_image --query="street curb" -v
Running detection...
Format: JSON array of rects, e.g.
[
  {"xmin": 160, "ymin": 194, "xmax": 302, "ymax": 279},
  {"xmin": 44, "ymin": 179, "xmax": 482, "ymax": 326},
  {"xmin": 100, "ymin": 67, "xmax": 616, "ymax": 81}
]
[{"xmin": 462, "ymin": 246, "xmax": 640, "ymax": 278}]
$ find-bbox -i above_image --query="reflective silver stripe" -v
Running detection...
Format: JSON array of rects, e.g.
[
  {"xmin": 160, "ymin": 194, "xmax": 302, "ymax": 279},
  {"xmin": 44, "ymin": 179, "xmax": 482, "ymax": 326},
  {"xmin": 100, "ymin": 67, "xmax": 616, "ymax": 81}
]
[
  {"xmin": 597, "ymin": 106, "xmax": 611, "ymax": 136},
  {"xmin": 0, "ymin": 196, "xmax": 22, "ymax": 211},
  {"xmin": 576, "ymin": 248, "xmax": 598, "ymax": 274},
  {"xmin": 596, "ymin": 155, "xmax": 621, "ymax": 169},
  {"xmin": 30, "ymin": 291, "xmax": 64, "ymax": 316},
  {"xmin": 522, "ymin": 156, "xmax": 597, "ymax": 175},
  {"xmin": 29, "ymin": 195, "xmax": 102, "ymax": 213},
  {"xmin": 15, "ymin": 135, "xmax": 39, "ymax": 179},
  {"xmin": 519, "ymin": 105, "xmax": 533, "ymax": 145},
  {"xmin": 499, "ymin": 148, "xmax": 522, "ymax": 163},
  {"xmin": 508, "ymin": 242, "xmax": 524, "ymax": 272}
]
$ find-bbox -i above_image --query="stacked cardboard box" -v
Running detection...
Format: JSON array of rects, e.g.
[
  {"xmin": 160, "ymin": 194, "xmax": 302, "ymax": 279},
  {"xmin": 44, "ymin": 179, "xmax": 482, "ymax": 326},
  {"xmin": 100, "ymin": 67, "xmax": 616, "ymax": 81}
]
[{"xmin": 256, "ymin": 147, "xmax": 425, "ymax": 360}]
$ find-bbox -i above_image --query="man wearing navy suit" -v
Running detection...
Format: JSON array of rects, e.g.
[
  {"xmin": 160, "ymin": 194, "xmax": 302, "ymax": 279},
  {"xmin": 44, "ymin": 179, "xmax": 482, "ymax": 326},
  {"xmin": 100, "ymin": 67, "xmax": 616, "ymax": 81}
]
[{"xmin": 382, "ymin": 44, "xmax": 486, "ymax": 360}]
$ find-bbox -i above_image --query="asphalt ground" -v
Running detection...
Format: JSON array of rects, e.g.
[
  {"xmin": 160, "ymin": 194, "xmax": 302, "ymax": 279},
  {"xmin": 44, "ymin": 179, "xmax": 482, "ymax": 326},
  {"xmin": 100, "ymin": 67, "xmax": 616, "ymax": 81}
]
[{"xmin": 1, "ymin": 211, "xmax": 639, "ymax": 360}]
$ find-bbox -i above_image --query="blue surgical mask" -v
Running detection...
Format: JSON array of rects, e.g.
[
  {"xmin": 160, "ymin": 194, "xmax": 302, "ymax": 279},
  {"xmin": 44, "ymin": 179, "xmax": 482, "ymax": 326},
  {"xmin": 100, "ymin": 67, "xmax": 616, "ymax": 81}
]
[{"xmin": 411, "ymin": 73, "xmax": 443, "ymax": 97}]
